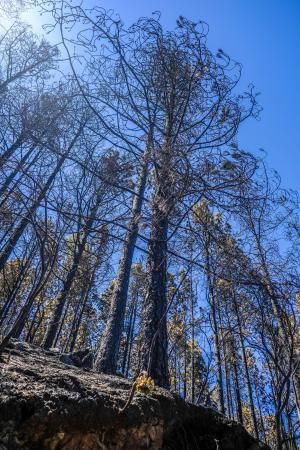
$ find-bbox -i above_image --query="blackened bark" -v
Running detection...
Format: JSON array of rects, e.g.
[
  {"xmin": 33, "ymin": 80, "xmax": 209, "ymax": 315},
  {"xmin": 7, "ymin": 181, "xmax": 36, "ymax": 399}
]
[
  {"xmin": 25, "ymin": 302, "xmax": 43, "ymax": 343},
  {"xmin": 137, "ymin": 122, "xmax": 173, "ymax": 389},
  {"xmin": 42, "ymin": 221, "xmax": 108, "ymax": 350},
  {"xmin": 0, "ymin": 252, "xmax": 34, "ymax": 326},
  {"xmin": 42, "ymin": 239, "xmax": 88, "ymax": 349},
  {"xmin": 125, "ymin": 299, "xmax": 138, "ymax": 377},
  {"xmin": 12, "ymin": 286, "xmax": 45, "ymax": 340},
  {"xmin": 0, "ymin": 162, "xmax": 60, "ymax": 271},
  {"xmin": 0, "ymin": 128, "xmax": 82, "ymax": 272},
  {"xmin": 0, "ymin": 295, "xmax": 37, "ymax": 355},
  {"xmin": 234, "ymin": 295, "xmax": 259, "ymax": 438},
  {"xmin": 95, "ymin": 146, "xmax": 149, "ymax": 373},
  {"xmin": 232, "ymin": 355, "xmax": 243, "ymax": 425},
  {"xmin": 139, "ymin": 200, "xmax": 170, "ymax": 388},
  {"xmin": 213, "ymin": 311, "xmax": 225, "ymax": 413},
  {"xmin": 122, "ymin": 293, "xmax": 138, "ymax": 375},
  {"xmin": 0, "ymin": 135, "xmax": 24, "ymax": 168},
  {"xmin": 0, "ymin": 145, "xmax": 39, "ymax": 202},
  {"xmin": 43, "ymin": 225, "xmax": 92, "ymax": 350},
  {"xmin": 292, "ymin": 372, "xmax": 300, "ymax": 426},
  {"xmin": 68, "ymin": 268, "xmax": 96, "ymax": 352},
  {"xmin": 253, "ymin": 233, "xmax": 300, "ymax": 424},
  {"xmin": 204, "ymin": 237, "xmax": 225, "ymax": 414},
  {"xmin": 0, "ymin": 247, "xmax": 58, "ymax": 355}
]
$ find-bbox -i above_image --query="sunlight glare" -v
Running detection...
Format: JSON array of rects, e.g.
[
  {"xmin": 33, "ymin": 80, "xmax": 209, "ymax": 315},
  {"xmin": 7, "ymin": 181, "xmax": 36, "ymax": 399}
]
[{"xmin": 21, "ymin": 7, "xmax": 44, "ymax": 34}]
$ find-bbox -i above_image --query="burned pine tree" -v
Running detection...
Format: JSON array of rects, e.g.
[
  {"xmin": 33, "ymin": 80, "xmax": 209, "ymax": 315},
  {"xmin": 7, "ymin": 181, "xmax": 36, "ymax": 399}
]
[
  {"xmin": 54, "ymin": 7, "xmax": 259, "ymax": 386},
  {"xmin": 0, "ymin": 2, "xmax": 299, "ymax": 446},
  {"xmin": 133, "ymin": 17, "xmax": 259, "ymax": 387}
]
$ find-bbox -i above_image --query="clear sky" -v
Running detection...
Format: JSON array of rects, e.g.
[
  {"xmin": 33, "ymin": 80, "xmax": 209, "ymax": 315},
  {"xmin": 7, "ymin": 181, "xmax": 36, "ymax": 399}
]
[{"xmin": 22, "ymin": 0, "xmax": 300, "ymax": 192}]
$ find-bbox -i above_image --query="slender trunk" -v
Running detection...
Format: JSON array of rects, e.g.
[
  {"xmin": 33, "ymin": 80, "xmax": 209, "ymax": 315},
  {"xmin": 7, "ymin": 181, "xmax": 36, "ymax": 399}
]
[
  {"xmin": 0, "ymin": 145, "xmax": 38, "ymax": 201},
  {"xmin": 53, "ymin": 300, "xmax": 70, "ymax": 348},
  {"xmin": 66, "ymin": 233, "xmax": 106, "ymax": 353},
  {"xmin": 254, "ymin": 232, "xmax": 300, "ymax": 424},
  {"xmin": 234, "ymin": 295, "xmax": 259, "ymax": 438},
  {"xmin": 292, "ymin": 374, "xmax": 300, "ymax": 424},
  {"xmin": 42, "ymin": 234, "xmax": 89, "ymax": 349},
  {"xmin": 203, "ymin": 235, "xmax": 225, "ymax": 413},
  {"xmin": 0, "ymin": 253, "xmax": 33, "ymax": 326},
  {"xmin": 0, "ymin": 253, "xmax": 57, "ymax": 355},
  {"xmin": 254, "ymin": 381, "xmax": 267, "ymax": 442},
  {"xmin": 174, "ymin": 351, "xmax": 177, "ymax": 392},
  {"xmin": 122, "ymin": 295, "xmax": 136, "ymax": 374},
  {"xmin": 205, "ymin": 251, "xmax": 225, "ymax": 413},
  {"xmin": 213, "ymin": 323, "xmax": 225, "ymax": 414},
  {"xmin": 0, "ymin": 294, "xmax": 37, "ymax": 353},
  {"xmin": 284, "ymin": 408, "xmax": 298, "ymax": 450},
  {"xmin": 232, "ymin": 355, "xmax": 243, "ymax": 425},
  {"xmin": 224, "ymin": 308, "xmax": 242, "ymax": 424},
  {"xmin": 224, "ymin": 349, "xmax": 232, "ymax": 418},
  {"xmin": 95, "ymin": 144, "xmax": 150, "ymax": 373},
  {"xmin": 63, "ymin": 294, "xmax": 83, "ymax": 352},
  {"xmin": 43, "ymin": 185, "xmax": 106, "ymax": 350},
  {"xmin": 183, "ymin": 341, "xmax": 187, "ymax": 400},
  {"xmin": 0, "ymin": 135, "xmax": 24, "ymax": 168},
  {"xmin": 25, "ymin": 302, "xmax": 42, "ymax": 343},
  {"xmin": 255, "ymin": 235, "xmax": 288, "ymax": 341},
  {"xmin": 275, "ymin": 411, "xmax": 283, "ymax": 450},
  {"xmin": 27, "ymin": 309, "xmax": 45, "ymax": 344},
  {"xmin": 125, "ymin": 298, "xmax": 138, "ymax": 377},
  {"xmin": 0, "ymin": 129, "xmax": 81, "ymax": 271},
  {"xmin": 9, "ymin": 239, "xmax": 59, "ymax": 340},
  {"xmin": 69, "ymin": 278, "xmax": 93, "ymax": 352},
  {"xmin": 191, "ymin": 277, "xmax": 195, "ymax": 403}
]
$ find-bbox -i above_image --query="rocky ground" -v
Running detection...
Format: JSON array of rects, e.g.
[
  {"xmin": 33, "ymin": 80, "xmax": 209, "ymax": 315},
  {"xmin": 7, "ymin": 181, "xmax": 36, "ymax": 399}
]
[{"xmin": 0, "ymin": 340, "xmax": 270, "ymax": 449}]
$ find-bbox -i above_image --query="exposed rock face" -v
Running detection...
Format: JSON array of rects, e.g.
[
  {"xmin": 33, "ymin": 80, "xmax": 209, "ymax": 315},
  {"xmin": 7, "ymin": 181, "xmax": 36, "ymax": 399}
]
[
  {"xmin": 0, "ymin": 341, "xmax": 270, "ymax": 450},
  {"xmin": 58, "ymin": 347, "xmax": 95, "ymax": 369}
]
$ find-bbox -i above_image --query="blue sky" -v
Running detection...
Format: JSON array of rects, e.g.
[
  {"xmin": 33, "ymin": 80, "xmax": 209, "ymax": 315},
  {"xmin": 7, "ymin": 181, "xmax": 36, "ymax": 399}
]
[{"xmin": 23, "ymin": 0, "xmax": 300, "ymax": 192}]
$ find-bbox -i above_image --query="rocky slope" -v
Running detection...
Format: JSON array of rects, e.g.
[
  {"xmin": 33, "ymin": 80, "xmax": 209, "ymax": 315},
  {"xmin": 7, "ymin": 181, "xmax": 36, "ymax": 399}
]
[{"xmin": 0, "ymin": 340, "xmax": 269, "ymax": 450}]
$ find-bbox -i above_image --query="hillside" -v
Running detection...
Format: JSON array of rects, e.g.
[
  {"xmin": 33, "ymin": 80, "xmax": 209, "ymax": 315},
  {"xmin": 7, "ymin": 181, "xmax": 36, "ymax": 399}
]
[{"xmin": 0, "ymin": 340, "xmax": 269, "ymax": 450}]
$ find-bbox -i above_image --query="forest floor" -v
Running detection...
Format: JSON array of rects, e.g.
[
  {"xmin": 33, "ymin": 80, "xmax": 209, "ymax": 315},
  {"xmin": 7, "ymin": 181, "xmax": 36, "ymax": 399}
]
[{"xmin": 0, "ymin": 340, "xmax": 270, "ymax": 450}]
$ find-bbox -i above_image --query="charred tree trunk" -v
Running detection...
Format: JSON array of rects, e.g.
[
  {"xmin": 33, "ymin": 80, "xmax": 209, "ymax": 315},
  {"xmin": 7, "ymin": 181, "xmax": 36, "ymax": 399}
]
[
  {"xmin": 25, "ymin": 301, "xmax": 43, "ymax": 343},
  {"xmin": 191, "ymin": 286, "xmax": 195, "ymax": 403},
  {"xmin": 0, "ymin": 129, "xmax": 82, "ymax": 271},
  {"xmin": 233, "ymin": 294, "xmax": 259, "ymax": 439},
  {"xmin": 137, "ymin": 116, "xmax": 174, "ymax": 389},
  {"xmin": 42, "ymin": 184, "xmax": 107, "ymax": 350},
  {"xmin": 42, "ymin": 238, "xmax": 88, "ymax": 349},
  {"xmin": 139, "ymin": 194, "xmax": 170, "ymax": 388},
  {"xmin": 125, "ymin": 298, "xmax": 138, "ymax": 377},
  {"xmin": 232, "ymin": 355, "xmax": 243, "ymax": 425},
  {"xmin": 68, "ymin": 265, "xmax": 97, "ymax": 353},
  {"xmin": 206, "ymin": 264, "xmax": 225, "ymax": 413},
  {"xmin": 0, "ymin": 146, "xmax": 40, "ymax": 203},
  {"xmin": 0, "ymin": 253, "xmax": 34, "ymax": 327},
  {"xmin": 0, "ymin": 246, "xmax": 58, "ymax": 356},
  {"xmin": 122, "ymin": 291, "xmax": 138, "ymax": 375},
  {"xmin": 95, "ymin": 145, "xmax": 150, "ymax": 373},
  {"xmin": 0, "ymin": 135, "xmax": 25, "ymax": 168}
]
